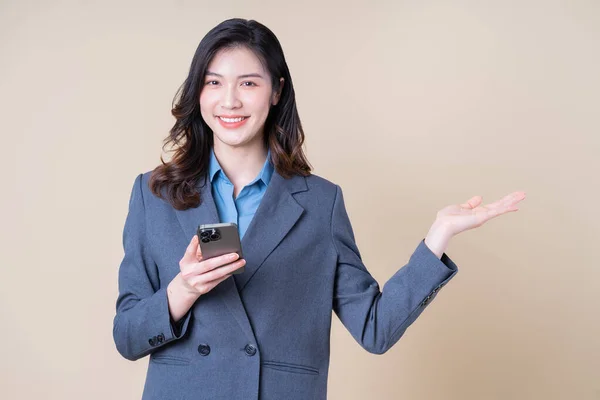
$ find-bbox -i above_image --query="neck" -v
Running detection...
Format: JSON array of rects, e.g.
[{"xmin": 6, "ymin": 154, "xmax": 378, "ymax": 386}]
[{"xmin": 212, "ymin": 140, "xmax": 268, "ymax": 189}]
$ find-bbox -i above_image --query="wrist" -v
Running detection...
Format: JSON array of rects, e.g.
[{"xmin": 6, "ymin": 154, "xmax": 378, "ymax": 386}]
[
  {"xmin": 424, "ymin": 221, "xmax": 453, "ymax": 259},
  {"xmin": 169, "ymin": 273, "xmax": 201, "ymax": 303},
  {"xmin": 167, "ymin": 274, "xmax": 200, "ymax": 323}
]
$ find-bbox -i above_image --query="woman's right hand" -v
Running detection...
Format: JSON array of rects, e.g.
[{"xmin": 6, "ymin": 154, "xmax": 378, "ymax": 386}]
[
  {"xmin": 178, "ymin": 234, "xmax": 246, "ymax": 296},
  {"xmin": 167, "ymin": 235, "xmax": 245, "ymax": 322}
]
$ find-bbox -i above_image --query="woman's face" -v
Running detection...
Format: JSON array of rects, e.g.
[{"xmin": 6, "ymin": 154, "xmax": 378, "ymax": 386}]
[{"xmin": 199, "ymin": 46, "xmax": 282, "ymax": 151}]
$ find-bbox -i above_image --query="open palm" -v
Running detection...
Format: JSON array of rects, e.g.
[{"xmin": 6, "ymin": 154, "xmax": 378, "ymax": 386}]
[{"xmin": 436, "ymin": 191, "xmax": 527, "ymax": 236}]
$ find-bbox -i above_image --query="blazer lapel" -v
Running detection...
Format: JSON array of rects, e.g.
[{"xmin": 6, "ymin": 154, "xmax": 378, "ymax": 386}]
[
  {"xmin": 174, "ymin": 176, "xmax": 257, "ymax": 343},
  {"xmin": 235, "ymin": 171, "xmax": 307, "ymax": 291}
]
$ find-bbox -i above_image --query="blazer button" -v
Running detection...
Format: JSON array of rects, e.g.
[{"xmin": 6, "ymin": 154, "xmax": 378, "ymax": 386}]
[
  {"xmin": 244, "ymin": 344, "xmax": 257, "ymax": 356},
  {"xmin": 149, "ymin": 337, "xmax": 157, "ymax": 346},
  {"xmin": 157, "ymin": 334, "xmax": 165, "ymax": 344},
  {"xmin": 198, "ymin": 343, "xmax": 211, "ymax": 356}
]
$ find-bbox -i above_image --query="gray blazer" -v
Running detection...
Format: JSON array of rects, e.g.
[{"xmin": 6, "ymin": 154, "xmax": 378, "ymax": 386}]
[{"xmin": 113, "ymin": 170, "xmax": 458, "ymax": 400}]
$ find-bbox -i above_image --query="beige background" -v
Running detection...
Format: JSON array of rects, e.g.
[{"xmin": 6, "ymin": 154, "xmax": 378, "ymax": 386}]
[{"xmin": 1, "ymin": 0, "xmax": 599, "ymax": 399}]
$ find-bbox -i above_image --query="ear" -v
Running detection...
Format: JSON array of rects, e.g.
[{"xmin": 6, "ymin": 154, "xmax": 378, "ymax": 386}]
[{"xmin": 272, "ymin": 77, "xmax": 285, "ymax": 106}]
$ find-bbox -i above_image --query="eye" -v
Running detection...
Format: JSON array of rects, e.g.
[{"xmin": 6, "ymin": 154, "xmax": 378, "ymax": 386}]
[
  {"xmin": 241, "ymin": 81, "xmax": 257, "ymax": 87},
  {"xmin": 205, "ymin": 80, "xmax": 219, "ymax": 86}
]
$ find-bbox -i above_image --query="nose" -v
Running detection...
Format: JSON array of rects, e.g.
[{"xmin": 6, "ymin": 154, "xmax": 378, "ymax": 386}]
[{"xmin": 220, "ymin": 85, "xmax": 242, "ymax": 110}]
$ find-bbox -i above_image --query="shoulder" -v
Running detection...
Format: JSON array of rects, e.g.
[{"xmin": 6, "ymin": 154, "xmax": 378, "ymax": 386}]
[
  {"xmin": 129, "ymin": 170, "xmax": 153, "ymax": 199},
  {"xmin": 140, "ymin": 170, "xmax": 154, "ymax": 189},
  {"xmin": 305, "ymin": 173, "xmax": 337, "ymax": 189},
  {"xmin": 127, "ymin": 170, "xmax": 168, "ymax": 207},
  {"xmin": 289, "ymin": 173, "xmax": 345, "ymax": 209}
]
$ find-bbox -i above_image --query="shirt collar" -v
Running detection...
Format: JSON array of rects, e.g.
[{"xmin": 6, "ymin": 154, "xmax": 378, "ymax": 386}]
[
  {"xmin": 209, "ymin": 148, "xmax": 274, "ymax": 186},
  {"xmin": 208, "ymin": 149, "xmax": 223, "ymax": 183},
  {"xmin": 257, "ymin": 149, "xmax": 274, "ymax": 186}
]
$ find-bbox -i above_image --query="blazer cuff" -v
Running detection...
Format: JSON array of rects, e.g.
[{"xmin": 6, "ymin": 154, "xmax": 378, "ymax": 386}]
[
  {"xmin": 409, "ymin": 239, "xmax": 459, "ymax": 305},
  {"xmin": 170, "ymin": 311, "xmax": 191, "ymax": 338},
  {"xmin": 157, "ymin": 286, "xmax": 192, "ymax": 343},
  {"xmin": 119, "ymin": 287, "xmax": 192, "ymax": 360},
  {"xmin": 418, "ymin": 238, "xmax": 458, "ymax": 273}
]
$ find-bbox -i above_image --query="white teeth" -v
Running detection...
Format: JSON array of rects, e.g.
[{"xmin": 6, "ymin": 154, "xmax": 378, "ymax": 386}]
[{"xmin": 219, "ymin": 117, "xmax": 246, "ymax": 123}]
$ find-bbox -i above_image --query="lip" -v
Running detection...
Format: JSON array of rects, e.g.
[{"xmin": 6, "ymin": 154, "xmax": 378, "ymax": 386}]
[{"xmin": 216, "ymin": 115, "xmax": 249, "ymax": 129}]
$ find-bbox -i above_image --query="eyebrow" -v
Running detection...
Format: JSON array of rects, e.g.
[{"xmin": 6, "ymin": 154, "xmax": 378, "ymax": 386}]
[{"xmin": 205, "ymin": 71, "xmax": 265, "ymax": 80}]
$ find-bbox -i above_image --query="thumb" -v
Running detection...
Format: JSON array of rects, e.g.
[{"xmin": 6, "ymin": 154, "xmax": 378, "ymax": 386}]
[
  {"xmin": 196, "ymin": 237, "xmax": 203, "ymax": 260},
  {"xmin": 461, "ymin": 195, "xmax": 483, "ymax": 209},
  {"xmin": 183, "ymin": 235, "xmax": 201, "ymax": 262}
]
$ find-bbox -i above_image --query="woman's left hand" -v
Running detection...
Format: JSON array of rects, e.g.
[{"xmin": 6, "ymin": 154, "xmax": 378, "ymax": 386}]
[
  {"xmin": 424, "ymin": 191, "xmax": 527, "ymax": 258},
  {"xmin": 436, "ymin": 191, "xmax": 527, "ymax": 236}
]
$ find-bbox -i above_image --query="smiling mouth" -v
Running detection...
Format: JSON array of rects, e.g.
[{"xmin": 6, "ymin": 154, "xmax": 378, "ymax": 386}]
[
  {"xmin": 218, "ymin": 116, "xmax": 248, "ymax": 123},
  {"xmin": 216, "ymin": 115, "xmax": 250, "ymax": 129}
]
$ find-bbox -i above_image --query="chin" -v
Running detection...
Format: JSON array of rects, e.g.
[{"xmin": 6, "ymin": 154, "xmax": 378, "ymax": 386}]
[
  {"xmin": 214, "ymin": 131, "xmax": 262, "ymax": 149},
  {"xmin": 215, "ymin": 137, "xmax": 254, "ymax": 150}
]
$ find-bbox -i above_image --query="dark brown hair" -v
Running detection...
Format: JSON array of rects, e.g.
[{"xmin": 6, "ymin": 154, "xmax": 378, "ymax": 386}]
[{"xmin": 149, "ymin": 18, "xmax": 311, "ymax": 210}]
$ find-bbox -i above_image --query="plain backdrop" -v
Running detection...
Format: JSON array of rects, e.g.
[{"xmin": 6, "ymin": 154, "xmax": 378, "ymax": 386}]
[{"xmin": 1, "ymin": 0, "xmax": 599, "ymax": 399}]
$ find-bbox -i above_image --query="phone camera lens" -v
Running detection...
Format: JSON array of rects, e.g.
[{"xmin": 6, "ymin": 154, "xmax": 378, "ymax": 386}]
[
  {"xmin": 201, "ymin": 237, "xmax": 210, "ymax": 243},
  {"xmin": 208, "ymin": 229, "xmax": 221, "ymax": 241},
  {"xmin": 200, "ymin": 231, "xmax": 210, "ymax": 238}
]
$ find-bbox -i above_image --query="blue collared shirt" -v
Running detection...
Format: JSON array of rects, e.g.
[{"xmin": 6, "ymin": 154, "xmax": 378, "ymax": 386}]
[{"xmin": 209, "ymin": 149, "xmax": 274, "ymax": 239}]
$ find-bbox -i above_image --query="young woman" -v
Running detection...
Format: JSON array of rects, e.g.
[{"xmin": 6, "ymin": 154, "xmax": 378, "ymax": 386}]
[{"xmin": 113, "ymin": 18, "xmax": 526, "ymax": 400}]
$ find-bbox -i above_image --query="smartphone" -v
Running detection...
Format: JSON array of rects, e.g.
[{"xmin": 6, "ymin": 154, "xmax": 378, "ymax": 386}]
[{"xmin": 197, "ymin": 222, "xmax": 244, "ymax": 274}]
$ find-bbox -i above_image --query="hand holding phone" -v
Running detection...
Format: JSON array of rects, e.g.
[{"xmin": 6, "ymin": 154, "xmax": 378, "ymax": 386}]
[
  {"xmin": 167, "ymin": 229, "xmax": 245, "ymax": 321},
  {"xmin": 177, "ymin": 229, "xmax": 245, "ymax": 295},
  {"xmin": 197, "ymin": 223, "xmax": 245, "ymax": 275}
]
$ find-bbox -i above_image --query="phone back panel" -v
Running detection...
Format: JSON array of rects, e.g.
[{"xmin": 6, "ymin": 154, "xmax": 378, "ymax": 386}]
[{"xmin": 197, "ymin": 223, "xmax": 244, "ymax": 274}]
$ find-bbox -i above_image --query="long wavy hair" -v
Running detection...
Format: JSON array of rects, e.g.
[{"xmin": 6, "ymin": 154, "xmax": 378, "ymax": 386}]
[{"xmin": 149, "ymin": 18, "xmax": 311, "ymax": 210}]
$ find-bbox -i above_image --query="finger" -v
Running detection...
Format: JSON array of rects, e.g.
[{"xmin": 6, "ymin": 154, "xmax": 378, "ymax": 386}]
[
  {"xmin": 486, "ymin": 191, "xmax": 526, "ymax": 210},
  {"xmin": 188, "ymin": 252, "xmax": 240, "ymax": 275},
  {"xmin": 196, "ymin": 240, "xmax": 203, "ymax": 260},
  {"xmin": 181, "ymin": 235, "xmax": 200, "ymax": 263},
  {"xmin": 470, "ymin": 192, "xmax": 523, "ymax": 226},
  {"xmin": 482, "ymin": 195, "xmax": 512, "ymax": 211},
  {"xmin": 501, "ymin": 191, "xmax": 525, "ymax": 207},
  {"xmin": 192, "ymin": 259, "xmax": 246, "ymax": 284},
  {"xmin": 461, "ymin": 196, "xmax": 482, "ymax": 209},
  {"xmin": 194, "ymin": 273, "xmax": 233, "ymax": 295},
  {"xmin": 207, "ymin": 273, "xmax": 233, "ymax": 288},
  {"xmin": 511, "ymin": 191, "xmax": 527, "ymax": 204},
  {"xmin": 482, "ymin": 201, "xmax": 521, "ymax": 221},
  {"xmin": 200, "ymin": 253, "xmax": 242, "ymax": 274}
]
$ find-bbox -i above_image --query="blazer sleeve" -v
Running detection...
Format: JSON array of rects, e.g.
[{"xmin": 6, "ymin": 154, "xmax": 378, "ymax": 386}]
[
  {"xmin": 331, "ymin": 185, "xmax": 458, "ymax": 354},
  {"xmin": 112, "ymin": 174, "xmax": 192, "ymax": 361}
]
